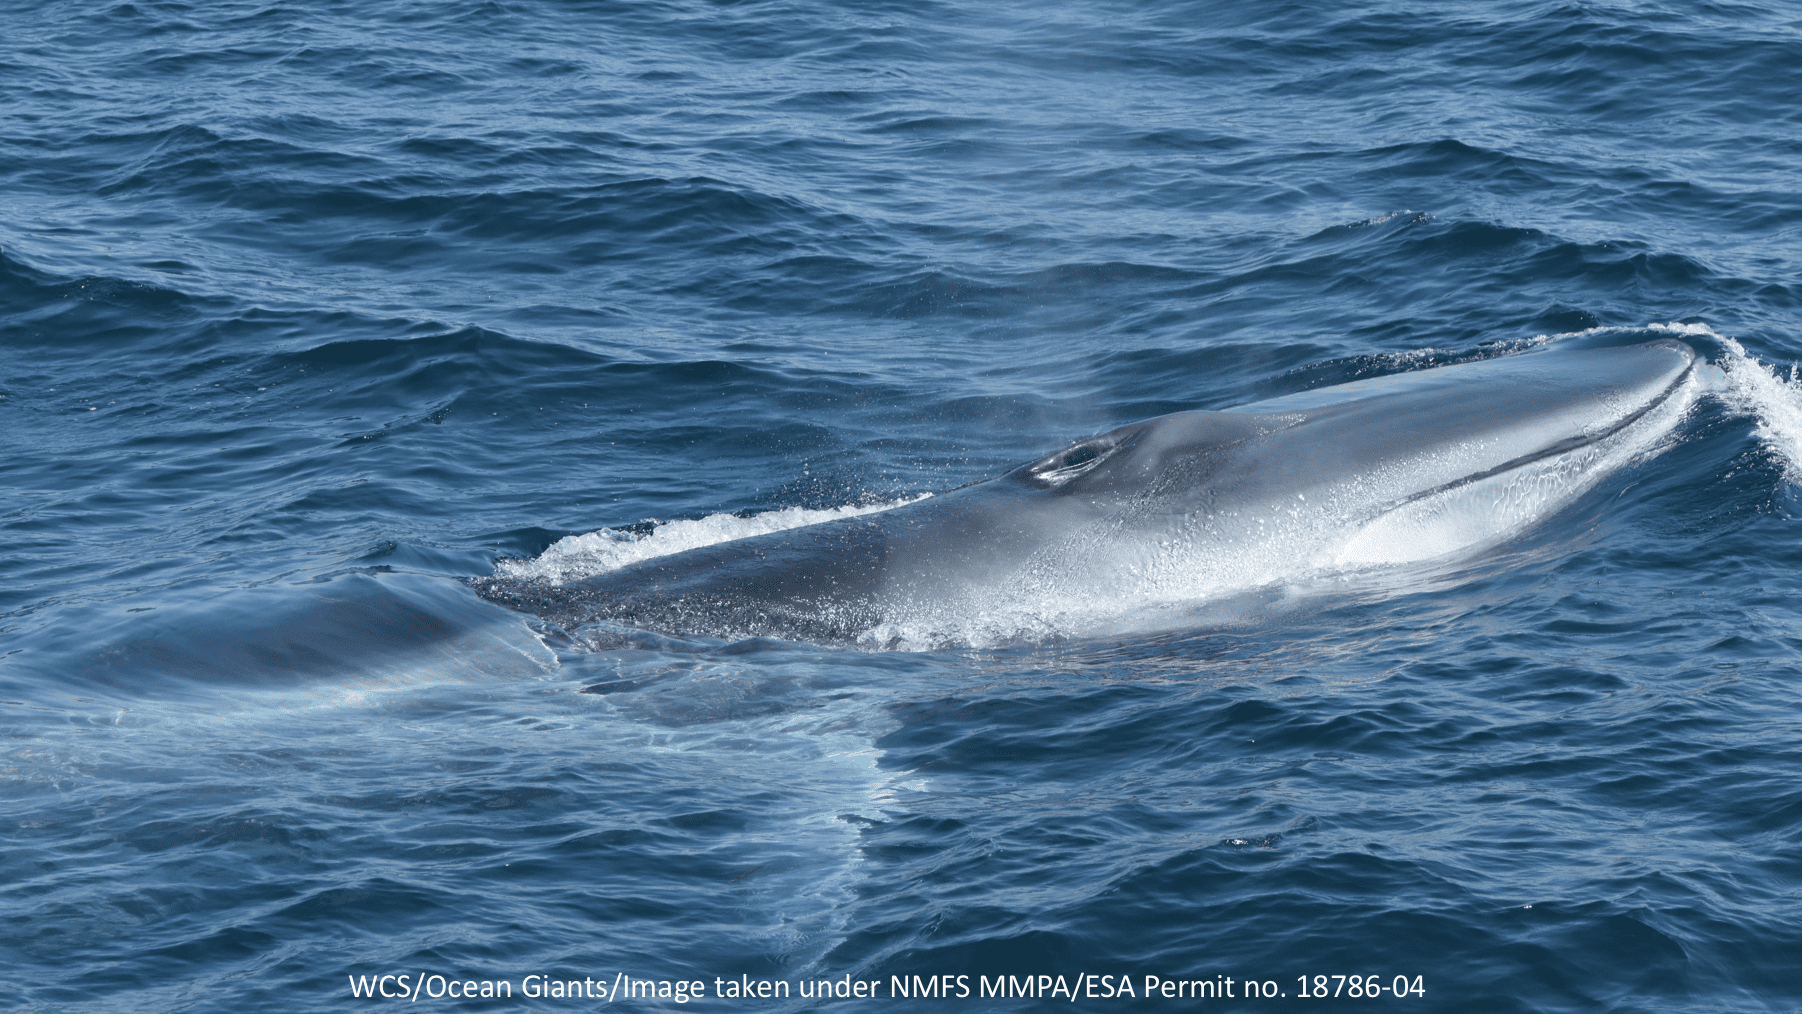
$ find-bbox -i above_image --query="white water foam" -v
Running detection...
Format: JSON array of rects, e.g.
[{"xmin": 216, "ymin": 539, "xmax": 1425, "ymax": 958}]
[
  {"xmin": 498, "ymin": 495, "xmax": 932, "ymax": 585},
  {"xmin": 1651, "ymin": 321, "xmax": 1802, "ymax": 482}
]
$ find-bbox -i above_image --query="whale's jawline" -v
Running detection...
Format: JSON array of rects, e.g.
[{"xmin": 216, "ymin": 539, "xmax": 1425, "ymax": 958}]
[{"xmin": 1389, "ymin": 352, "xmax": 1696, "ymax": 512}]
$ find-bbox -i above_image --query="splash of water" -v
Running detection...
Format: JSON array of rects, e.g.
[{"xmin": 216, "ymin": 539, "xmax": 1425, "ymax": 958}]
[
  {"xmin": 1651, "ymin": 321, "xmax": 1802, "ymax": 482},
  {"xmin": 497, "ymin": 496, "xmax": 932, "ymax": 585}
]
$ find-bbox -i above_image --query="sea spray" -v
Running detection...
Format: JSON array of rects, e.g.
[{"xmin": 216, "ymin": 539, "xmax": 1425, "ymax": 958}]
[
  {"xmin": 498, "ymin": 495, "xmax": 932, "ymax": 585},
  {"xmin": 1653, "ymin": 321, "xmax": 1802, "ymax": 482}
]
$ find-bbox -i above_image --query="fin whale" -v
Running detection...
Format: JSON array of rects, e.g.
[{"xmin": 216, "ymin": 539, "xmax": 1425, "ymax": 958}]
[{"xmin": 473, "ymin": 339, "xmax": 1700, "ymax": 647}]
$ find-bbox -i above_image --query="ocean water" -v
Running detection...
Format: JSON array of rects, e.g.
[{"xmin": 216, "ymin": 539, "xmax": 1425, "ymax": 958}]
[{"xmin": 4, "ymin": 1, "xmax": 1801, "ymax": 1011}]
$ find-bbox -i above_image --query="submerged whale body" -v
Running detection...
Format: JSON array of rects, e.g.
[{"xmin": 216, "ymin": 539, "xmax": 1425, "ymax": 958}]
[{"xmin": 474, "ymin": 339, "xmax": 1701, "ymax": 647}]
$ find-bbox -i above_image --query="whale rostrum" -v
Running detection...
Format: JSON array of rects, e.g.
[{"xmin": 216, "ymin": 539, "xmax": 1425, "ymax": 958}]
[{"xmin": 472, "ymin": 339, "xmax": 1700, "ymax": 647}]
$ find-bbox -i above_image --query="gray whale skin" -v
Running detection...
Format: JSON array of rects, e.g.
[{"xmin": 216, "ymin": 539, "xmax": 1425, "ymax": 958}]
[{"xmin": 473, "ymin": 339, "xmax": 1699, "ymax": 646}]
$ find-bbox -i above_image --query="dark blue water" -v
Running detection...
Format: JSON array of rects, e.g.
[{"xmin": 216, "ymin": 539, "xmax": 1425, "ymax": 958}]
[{"xmin": 5, "ymin": 2, "xmax": 1801, "ymax": 1011}]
